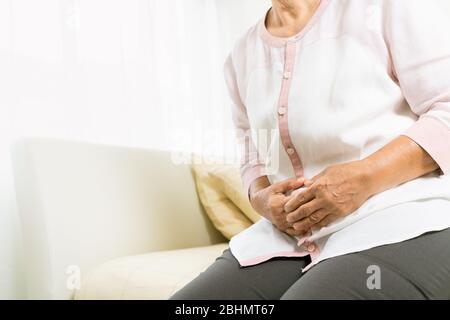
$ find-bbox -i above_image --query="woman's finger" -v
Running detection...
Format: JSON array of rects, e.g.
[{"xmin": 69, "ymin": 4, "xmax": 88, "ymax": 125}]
[
  {"xmin": 285, "ymin": 228, "xmax": 296, "ymax": 237},
  {"xmin": 284, "ymin": 187, "xmax": 315, "ymax": 213},
  {"xmin": 285, "ymin": 227, "xmax": 307, "ymax": 237},
  {"xmin": 286, "ymin": 199, "xmax": 322, "ymax": 223},
  {"xmin": 272, "ymin": 178, "xmax": 305, "ymax": 194},
  {"xmin": 293, "ymin": 208, "xmax": 329, "ymax": 231}
]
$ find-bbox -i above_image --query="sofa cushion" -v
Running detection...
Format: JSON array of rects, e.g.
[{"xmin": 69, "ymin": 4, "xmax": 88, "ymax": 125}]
[
  {"xmin": 191, "ymin": 164, "xmax": 254, "ymax": 239},
  {"xmin": 75, "ymin": 243, "xmax": 229, "ymax": 300},
  {"xmin": 208, "ymin": 166, "xmax": 261, "ymax": 223},
  {"xmin": 191, "ymin": 163, "xmax": 262, "ymax": 239}
]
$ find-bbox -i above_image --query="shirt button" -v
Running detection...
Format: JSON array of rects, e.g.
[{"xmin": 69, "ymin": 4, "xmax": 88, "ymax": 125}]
[
  {"xmin": 283, "ymin": 71, "xmax": 291, "ymax": 79},
  {"xmin": 307, "ymin": 243, "xmax": 316, "ymax": 253},
  {"xmin": 278, "ymin": 106, "xmax": 287, "ymax": 115},
  {"xmin": 287, "ymin": 147, "xmax": 295, "ymax": 155}
]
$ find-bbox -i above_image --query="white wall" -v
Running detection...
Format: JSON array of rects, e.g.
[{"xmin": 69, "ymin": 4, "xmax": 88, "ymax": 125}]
[
  {"xmin": 0, "ymin": 0, "xmax": 270, "ymax": 299},
  {"xmin": 0, "ymin": 0, "xmax": 27, "ymax": 299},
  {"xmin": 217, "ymin": 0, "xmax": 271, "ymax": 50}
]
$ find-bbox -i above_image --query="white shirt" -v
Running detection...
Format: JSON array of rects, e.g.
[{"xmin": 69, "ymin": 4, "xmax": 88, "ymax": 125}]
[{"xmin": 223, "ymin": 0, "xmax": 450, "ymax": 271}]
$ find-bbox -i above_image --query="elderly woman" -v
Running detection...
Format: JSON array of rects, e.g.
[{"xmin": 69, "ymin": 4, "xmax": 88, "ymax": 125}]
[{"xmin": 171, "ymin": 0, "xmax": 450, "ymax": 299}]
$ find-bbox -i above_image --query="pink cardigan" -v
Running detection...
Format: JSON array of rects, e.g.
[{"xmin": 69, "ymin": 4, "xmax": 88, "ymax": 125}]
[{"xmin": 224, "ymin": 0, "xmax": 450, "ymax": 270}]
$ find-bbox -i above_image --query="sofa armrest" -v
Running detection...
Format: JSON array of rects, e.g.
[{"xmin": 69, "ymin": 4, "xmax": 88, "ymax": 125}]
[{"xmin": 11, "ymin": 138, "xmax": 225, "ymax": 299}]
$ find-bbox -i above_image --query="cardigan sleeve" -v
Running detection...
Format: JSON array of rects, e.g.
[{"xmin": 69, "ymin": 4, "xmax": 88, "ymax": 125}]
[
  {"xmin": 385, "ymin": 0, "xmax": 450, "ymax": 174},
  {"xmin": 224, "ymin": 54, "xmax": 267, "ymax": 196}
]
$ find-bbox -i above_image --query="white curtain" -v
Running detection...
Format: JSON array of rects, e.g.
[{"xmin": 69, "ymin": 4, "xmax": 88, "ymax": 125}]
[{"xmin": 0, "ymin": 0, "xmax": 270, "ymax": 298}]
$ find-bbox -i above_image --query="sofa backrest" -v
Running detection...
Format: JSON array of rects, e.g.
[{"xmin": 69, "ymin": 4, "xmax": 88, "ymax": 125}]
[{"xmin": 11, "ymin": 138, "xmax": 224, "ymax": 299}]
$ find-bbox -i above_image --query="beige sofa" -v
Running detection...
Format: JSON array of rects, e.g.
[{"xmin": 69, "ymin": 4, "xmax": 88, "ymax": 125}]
[{"xmin": 11, "ymin": 138, "xmax": 228, "ymax": 299}]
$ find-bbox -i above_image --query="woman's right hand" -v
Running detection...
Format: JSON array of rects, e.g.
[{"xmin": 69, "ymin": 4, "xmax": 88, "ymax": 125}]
[{"xmin": 249, "ymin": 177, "xmax": 306, "ymax": 235}]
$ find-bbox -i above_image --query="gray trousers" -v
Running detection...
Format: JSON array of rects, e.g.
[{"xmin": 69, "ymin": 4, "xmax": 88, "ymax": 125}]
[{"xmin": 170, "ymin": 228, "xmax": 450, "ymax": 300}]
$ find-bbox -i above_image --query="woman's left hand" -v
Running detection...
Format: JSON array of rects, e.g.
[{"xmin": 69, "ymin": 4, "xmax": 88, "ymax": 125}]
[{"xmin": 284, "ymin": 160, "xmax": 374, "ymax": 236}]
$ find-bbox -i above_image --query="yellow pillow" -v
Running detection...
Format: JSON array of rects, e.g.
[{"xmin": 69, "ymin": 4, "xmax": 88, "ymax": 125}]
[
  {"xmin": 191, "ymin": 163, "xmax": 260, "ymax": 240},
  {"xmin": 207, "ymin": 166, "xmax": 261, "ymax": 223}
]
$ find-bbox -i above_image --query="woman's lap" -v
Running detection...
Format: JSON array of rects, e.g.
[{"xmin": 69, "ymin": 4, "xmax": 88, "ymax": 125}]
[
  {"xmin": 285, "ymin": 228, "xmax": 450, "ymax": 299},
  {"xmin": 169, "ymin": 248, "xmax": 310, "ymax": 300},
  {"xmin": 170, "ymin": 228, "xmax": 450, "ymax": 300}
]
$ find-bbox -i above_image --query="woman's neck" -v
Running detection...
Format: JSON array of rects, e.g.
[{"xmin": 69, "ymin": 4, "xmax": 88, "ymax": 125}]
[{"xmin": 268, "ymin": 0, "xmax": 321, "ymax": 37}]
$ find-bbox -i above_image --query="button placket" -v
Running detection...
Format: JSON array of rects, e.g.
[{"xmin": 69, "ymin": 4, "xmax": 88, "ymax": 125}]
[{"xmin": 276, "ymin": 41, "xmax": 305, "ymax": 178}]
